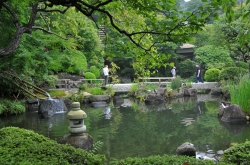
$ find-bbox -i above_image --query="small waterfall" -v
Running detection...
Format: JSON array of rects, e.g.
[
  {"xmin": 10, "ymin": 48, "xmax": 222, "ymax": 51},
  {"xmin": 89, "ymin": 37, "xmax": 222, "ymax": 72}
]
[
  {"xmin": 39, "ymin": 98, "xmax": 67, "ymax": 118},
  {"xmin": 45, "ymin": 92, "xmax": 52, "ymax": 100},
  {"xmin": 52, "ymin": 99, "xmax": 66, "ymax": 114}
]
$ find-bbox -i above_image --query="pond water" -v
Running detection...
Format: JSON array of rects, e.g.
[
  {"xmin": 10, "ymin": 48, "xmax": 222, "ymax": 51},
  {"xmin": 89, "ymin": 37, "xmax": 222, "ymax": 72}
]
[{"xmin": 0, "ymin": 94, "xmax": 249, "ymax": 160}]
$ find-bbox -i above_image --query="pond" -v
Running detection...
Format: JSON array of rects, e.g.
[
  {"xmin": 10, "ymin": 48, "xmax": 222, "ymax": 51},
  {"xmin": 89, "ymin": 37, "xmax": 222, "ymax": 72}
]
[{"xmin": 0, "ymin": 94, "xmax": 249, "ymax": 160}]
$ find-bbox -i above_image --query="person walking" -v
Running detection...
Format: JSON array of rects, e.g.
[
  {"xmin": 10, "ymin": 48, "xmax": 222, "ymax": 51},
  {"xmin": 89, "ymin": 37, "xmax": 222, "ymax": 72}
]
[
  {"xmin": 195, "ymin": 63, "xmax": 204, "ymax": 83},
  {"xmin": 103, "ymin": 65, "xmax": 109, "ymax": 85},
  {"xmin": 171, "ymin": 66, "xmax": 176, "ymax": 78}
]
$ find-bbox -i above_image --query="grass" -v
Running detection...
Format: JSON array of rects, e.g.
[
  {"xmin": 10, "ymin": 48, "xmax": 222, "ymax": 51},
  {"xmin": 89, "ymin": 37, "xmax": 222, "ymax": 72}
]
[
  {"xmin": 230, "ymin": 75, "xmax": 250, "ymax": 112},
  {"xmin": 35, "ymin": 90, "xmax": 67, "ymax": 98}
]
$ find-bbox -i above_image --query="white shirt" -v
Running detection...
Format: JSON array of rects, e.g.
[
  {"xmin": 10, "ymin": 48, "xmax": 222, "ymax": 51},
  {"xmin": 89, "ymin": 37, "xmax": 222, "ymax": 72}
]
[{"xmin": 103, "ymin": 67, "xmax": 109, "ymax": 76}]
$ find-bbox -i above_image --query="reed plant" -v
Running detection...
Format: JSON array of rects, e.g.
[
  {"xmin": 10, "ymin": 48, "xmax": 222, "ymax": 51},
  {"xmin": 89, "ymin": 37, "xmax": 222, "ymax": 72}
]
[
  {"xmin": 171, "ymin": 76, "xmax": 182, "ymax": 90},
  {"xmin": 230, "ymin": 75, "xmax": 250, "ymax": 112}
]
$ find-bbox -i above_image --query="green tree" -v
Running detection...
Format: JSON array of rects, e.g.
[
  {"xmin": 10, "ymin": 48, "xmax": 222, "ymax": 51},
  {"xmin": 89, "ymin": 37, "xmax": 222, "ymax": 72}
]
[
  {"xmin": 0, "ymin": 0, "xmax": 237, "ymax": 57},
  {"xmin": 194, "ymin": 3, "xmax": 250, "ymax": 62},
  {"xmin": 194, "ymin": 45, "xmax": 234, "ymax": 69}
]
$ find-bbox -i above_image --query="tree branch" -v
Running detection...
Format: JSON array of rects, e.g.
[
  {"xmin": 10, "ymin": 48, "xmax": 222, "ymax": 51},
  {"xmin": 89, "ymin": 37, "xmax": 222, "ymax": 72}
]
[{"xmin": 32, "ymin": 26, "xmax": 69, "ymax": 40}]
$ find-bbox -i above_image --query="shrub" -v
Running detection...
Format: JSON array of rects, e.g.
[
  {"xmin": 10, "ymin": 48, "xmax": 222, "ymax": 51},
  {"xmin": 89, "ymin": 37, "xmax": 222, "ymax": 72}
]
[
  {"xmin": 89, "ymin": 66, "xmax": 101, "ymax": 78},
  {"xmin": 0, "ymin": 127, "xmax": 106, "ymax": 165},
  {"xmin": 223, "ymin": 140, "xmax": 250, "ymax": 164},
  {"xmin": 129, "ymin": 84, "xmax": 139, "ymax": 96},
  {"xmin": 177, "ymin": 59, "xmax": 196, "ymax": 78},
  {"xmin": 0, "ymin": 99, "xmax": 26, "ymax": 116},
  {"xmin": 204, "ymin": 68, "xmax": 221, "ymax": 82},
  {"xmin": 84, "ymin": 72, "xmax": 96, "ymax": 79},
  {"xmin": 109, "ymin": 154, "xmax": 231, "ymax": 165},
  {"xmin": 67, "ymin": 92, "xmax": 85, "ymax": 102},
  {"xmin": 219, "ymin": 67, "xmax": 248, "ymax": 81},
  {"xmin": 171, "ymin": 76, "xmax": 182, "ymax": 90},
  {"xmin": 44, "ymin": 75, "xmax": 57, "ymax": 88},
  {"xmin": 207, "ymin": 63, "xmax": 227, "ymax": 70},
  {"xmin": 235, "ymin": 61, "xmax": 249, "ymax": 70}
]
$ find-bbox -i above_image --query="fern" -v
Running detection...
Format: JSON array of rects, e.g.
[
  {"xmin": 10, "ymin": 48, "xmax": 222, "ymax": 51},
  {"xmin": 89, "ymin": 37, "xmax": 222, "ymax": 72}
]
[{"xmin": 90, "ymin": 141, "xmax": 103, "ymax": 154}]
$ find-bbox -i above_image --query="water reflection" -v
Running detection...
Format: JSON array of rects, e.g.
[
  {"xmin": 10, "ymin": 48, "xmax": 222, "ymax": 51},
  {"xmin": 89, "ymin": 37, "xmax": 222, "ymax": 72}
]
[
  {"xmin": 0, "ymin": 94, "xmax": 250, "ymax": 160},
  {"xmin": 104, "ymin": 106, "xmax": 111, "ymax": 120}
]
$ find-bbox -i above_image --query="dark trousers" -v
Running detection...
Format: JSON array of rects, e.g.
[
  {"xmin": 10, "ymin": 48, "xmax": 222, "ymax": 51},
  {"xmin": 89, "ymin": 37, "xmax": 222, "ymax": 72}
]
[
  {"xmin": 104, "ymin": 75, "xmax": 109, "ymax": 85},
  {"xmin": 195, "ymin": 76, "xmax": 204, "ymax": 83}
]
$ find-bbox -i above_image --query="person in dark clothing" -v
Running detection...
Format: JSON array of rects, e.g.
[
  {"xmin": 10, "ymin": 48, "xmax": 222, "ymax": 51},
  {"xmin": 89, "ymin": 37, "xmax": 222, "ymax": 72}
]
[{"xmin": 195, "ymin": 63, "xmax": 204, "ymax": 83}]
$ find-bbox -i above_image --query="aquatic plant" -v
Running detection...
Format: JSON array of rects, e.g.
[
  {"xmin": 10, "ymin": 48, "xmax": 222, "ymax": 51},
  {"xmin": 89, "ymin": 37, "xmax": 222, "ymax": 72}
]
[{"xmin": 230, "ymin": 75, "xmax": 250, "ymax": 112}]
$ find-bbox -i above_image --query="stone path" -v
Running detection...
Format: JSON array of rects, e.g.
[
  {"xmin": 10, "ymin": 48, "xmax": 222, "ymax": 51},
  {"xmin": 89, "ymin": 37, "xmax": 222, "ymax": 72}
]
[
  {"xmin": 107, "ymin": 82, "xmax": 219, "ymax": 92},
  {"xmin": 61, "ymin": 82, "xmax": 219, "ymax": 93}
]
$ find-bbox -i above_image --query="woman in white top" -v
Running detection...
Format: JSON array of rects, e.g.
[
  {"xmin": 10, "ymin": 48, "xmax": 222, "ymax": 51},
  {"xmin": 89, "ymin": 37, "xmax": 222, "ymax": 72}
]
[
  {"xmin": 103, "ymin": 65, "xmax": 109, "ymax": 85},
  {"xmin": 171, "ymin": 66, "xmax": 176, "ymax": 78}
]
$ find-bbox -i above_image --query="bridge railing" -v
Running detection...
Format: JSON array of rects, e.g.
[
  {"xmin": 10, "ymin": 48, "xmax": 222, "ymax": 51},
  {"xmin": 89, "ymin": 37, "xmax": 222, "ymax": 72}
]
[{"xmin": 139, "ymin": 77, "xmax": 174, "ymax": 85}]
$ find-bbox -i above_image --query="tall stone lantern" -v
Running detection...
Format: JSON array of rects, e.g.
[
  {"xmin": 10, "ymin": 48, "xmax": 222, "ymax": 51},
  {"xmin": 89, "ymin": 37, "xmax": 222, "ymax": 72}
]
[
  {"xmin": 59, "ymin": 102, "xmax": 93, "ymax": 151},
  {"xmin": 67, "ymin": 102, "xmax": 87, "ymax": 134}
]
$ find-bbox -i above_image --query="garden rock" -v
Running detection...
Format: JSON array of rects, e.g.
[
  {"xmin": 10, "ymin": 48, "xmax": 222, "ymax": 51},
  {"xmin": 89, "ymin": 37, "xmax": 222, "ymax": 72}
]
[
  {"xmin": 89, "ymin": 95, "xmax": 110, "ymax": 103},
  {"xmin": 154, "ymin": 88, "xmax": 166, "ymax": 96},
  {"xmin": 38, "ymin": 99, "xmax": 67, "ymax": 118},
  {"xmin": 210, "ymin": 88, "xmax": 222, "ymax": 96},
  {"xmin": 220, "ymin": 104, "xmax": 246, "ymax": 123},
  {"xmin": 176, "ymin": 142, "xmax": 196, "ymax": 157},
  {"xmin": 62, "ymin": 98, "xmax": 72, "ymax": 109},
  {"xmin": 145, "ymin": 94, "xmax": 164, "ymax": 104},
  {"xmin": 59, "ymin": 133, "xmax": 93, "ymax": 151},
  {"xmin": 91, "ymin": 101, "xmax": 108, "ymax": 108},
  {"xmin": 184, "ymin": 88, "xmax": 197, "ymax": 97},
  {"xmin": 113, "ymin": 96, "xmax": 124, "ymax": 108}
]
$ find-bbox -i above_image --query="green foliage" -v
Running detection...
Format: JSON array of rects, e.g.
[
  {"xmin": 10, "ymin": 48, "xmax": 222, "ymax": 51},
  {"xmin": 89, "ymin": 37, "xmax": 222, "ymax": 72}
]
[
  {"xmin": 0, "ymin": 100, "xmax": 26, "ymax": 116},
  {"xmin": 0, "ymin": 127, "xmax": 106, "ymax": 165},
  {"xmin": 177, "ymin": 59, "xmax": 196, "ymax": 78},
  {"xmin": 67, "ymin": 93, "xmax": 85, "ymax": 102},
  {"xmin": 195, "ymin": 45, "xmax": 234, "ymax": 69},
  {"xmin": 78, "ymin": 83, "xmax": 88, "ymax": 91},
  {"xmin": 171, "ymin": 76, "xmax": 182, "ymax": 90},
  {"xmin": 206, "ymin": 63, "xmax": 227, "ymax": 70},
  {"xmin": 230, "ymin": 75, "xmax": 250, "ymax": 112},
  {"xmin": 109, "ymin": 62, "xmax": 120, "ymax": 84},
  {"xmin": 109, "ymin": 154, "xmax": 230, "ymax": 165},
  {"xmin": 90, "ymin": 141, "xmax": 104, "ymax": 154},
  {"xmin": 223, "ymin": 140, "xmax": 250, "ymax": 164},
  {"xmin": 89, "ymin": 66, "xmax": 101, "ymax": 79},
  {"xmin": 85, "ymin": 87, "xmax": 105, "ymax": 95},
  {"xmin": 44, "ymin": 75, "xmax": 58, "ymax": 88},
  {"xmin": 84, "ymin": 72, "xmax": 96, "ymax": 79},
  {"xmin": 194, "ymin": 4, "xmax": 250, "ymax": 62},
  {"xmin": 47, "ymin": 90, "xmax": 66, "ymax": 97},
  {"xmin": 235, "ymin": 61, "xmax": 249, "ymax": 69},
  {"xmin": 129, "ymin": 84, "xmax": 139, "ymax": 96},
  {"xmin": 219, "ymin": 67, "xmax": 248, "ymax": 81},
  {"xmin": 105, "ymin": 86, "xmax": 115, "ymax": 97},
  {"xmin": 204, "ymin": 68, "xmax": 221, "ymax": 82}
]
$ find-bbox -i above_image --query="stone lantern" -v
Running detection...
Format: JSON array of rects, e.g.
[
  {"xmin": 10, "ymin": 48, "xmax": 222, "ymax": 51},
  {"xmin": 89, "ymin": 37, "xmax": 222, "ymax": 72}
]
[
  {"xmin": 59, "ymin": 102, "xmax": 93, "ymax": 151},
  {"xmin": 67, "ymin": 102, "xmax": 87, "ymax": 134}
]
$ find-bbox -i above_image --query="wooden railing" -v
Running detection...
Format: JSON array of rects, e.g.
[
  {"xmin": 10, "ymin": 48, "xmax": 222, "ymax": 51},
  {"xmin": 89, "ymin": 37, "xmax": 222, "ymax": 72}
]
[{"xmin": 139, "ymin": 77, "xmax": 174, "ymax": 85}]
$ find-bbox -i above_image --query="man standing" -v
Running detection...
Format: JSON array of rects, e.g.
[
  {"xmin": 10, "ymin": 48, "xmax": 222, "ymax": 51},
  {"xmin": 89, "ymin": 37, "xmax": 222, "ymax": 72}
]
[
  {"xmin": 195, "ymin": 63, "xmax": 204, "ymax": 83},
  {"xmin": 103, "ymin": 65, "xmax": 109, "ymax": 85}
]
